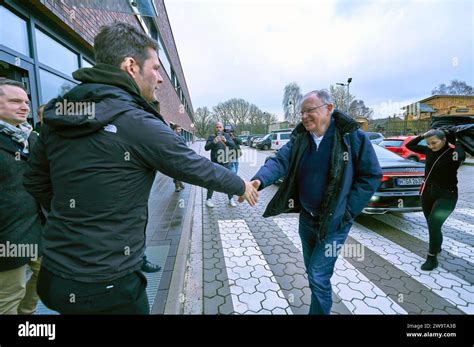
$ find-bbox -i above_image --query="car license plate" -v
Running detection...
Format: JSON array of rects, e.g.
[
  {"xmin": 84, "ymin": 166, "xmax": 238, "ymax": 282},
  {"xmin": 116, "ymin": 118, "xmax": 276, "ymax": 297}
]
[{"xmin": 397, "ymin": 177, "xmax": 423, "ymax": 186}]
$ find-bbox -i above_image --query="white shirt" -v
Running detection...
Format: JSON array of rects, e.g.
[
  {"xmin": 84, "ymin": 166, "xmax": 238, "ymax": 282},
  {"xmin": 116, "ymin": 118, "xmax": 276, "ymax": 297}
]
[{"xmin": 311, "ymin": 132, "xmax": 325, "ymax": 150}]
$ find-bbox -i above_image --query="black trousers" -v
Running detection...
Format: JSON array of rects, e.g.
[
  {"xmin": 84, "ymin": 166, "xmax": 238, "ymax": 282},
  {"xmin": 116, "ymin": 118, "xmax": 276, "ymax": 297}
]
[
  {"xmin": 421, "ymin": 185, "xmax": 458, "ymax": 255},
  {"xmin": 206, "ymin": 162, "xmax": 233, "ymax": 200},
  {"xmin": 37, "ymin": 267, "xmax": 149, "ymax": 314}
]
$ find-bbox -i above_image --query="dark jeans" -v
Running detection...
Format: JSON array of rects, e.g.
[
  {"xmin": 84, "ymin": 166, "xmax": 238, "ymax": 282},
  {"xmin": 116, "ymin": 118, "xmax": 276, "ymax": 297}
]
[
  {"xmin": 299, "ymin": 209, "xmax": 352, "ymax": 315},
  {"xmin": 421, "ymin": 185, "xmax": 458, "ymax": 255},
  {"xmin": 207, "ymin": 162, "xmax": 233, "ymax": 200},
  {"xmin": 37, "ymin": 267, "xmax": 149, "ymax": 314}
]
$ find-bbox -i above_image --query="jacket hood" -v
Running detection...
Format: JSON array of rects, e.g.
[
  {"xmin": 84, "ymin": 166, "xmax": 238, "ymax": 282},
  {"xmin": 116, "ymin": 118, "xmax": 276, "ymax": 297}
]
[
  {"xmin": 42, "ymin": 63, "xmax": 163, "ymax": 138},
  {"xmin": 72, "ymin": 63, "xmax": 142, "ymax": 99},
  {"xmin": 292, "ymin": 110, "xmax": 360, "ymax": 137}
]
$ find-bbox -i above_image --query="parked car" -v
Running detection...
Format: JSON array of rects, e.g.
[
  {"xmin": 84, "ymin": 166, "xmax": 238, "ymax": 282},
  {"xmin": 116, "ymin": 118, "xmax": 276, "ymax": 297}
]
[
  {"xmin": 366, "ymin": 132, "xmax": 384, "ymax": 145},
  {"xmin": 246, "ymin": 134, "xmax": 264, "ymax": 146},
  {"xmin": 271, "ymin": 129, "xmax": 292, "ymax": 150},
  {"xmin": 238, "ymin": 135, "xmax": 250, "ymax": 145},
  {"xmin": 264, "ymin": 143, "xmax": 425, "ymax": 214},
  {"xmin": 250, "ymin": 135, "xmax": 264, "ymax": 148},
  {"xmin": 379, "ymin": 136, "xmax": 426, "ymax": 162},
  {"xmin": 255, "ymin": 134, "xmax": 272, "ymax": 150}
]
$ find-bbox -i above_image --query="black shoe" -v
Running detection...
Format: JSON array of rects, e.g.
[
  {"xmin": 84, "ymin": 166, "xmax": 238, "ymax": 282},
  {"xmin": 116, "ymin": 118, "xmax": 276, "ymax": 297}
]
[
  {"xmin": 142, "ymin": 259, "xmax": 162, "ymax": 273},
  {"xmin": 421, "ymin": 255, "xmax": 438, "ymax": 271}
]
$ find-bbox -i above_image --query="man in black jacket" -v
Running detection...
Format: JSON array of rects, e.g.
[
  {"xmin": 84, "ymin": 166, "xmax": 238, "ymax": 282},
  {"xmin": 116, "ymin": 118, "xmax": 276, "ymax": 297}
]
[
  {"xmin": 23, "ymin": 22, "xmax": 258, "ymax": 314},
  {"xmin": 0, "ymin": 79, "xmax": 43, "ymax": 314},
  {"xmin": 204, "ymin": 122, "xmax": 238, "ymax": 207}
]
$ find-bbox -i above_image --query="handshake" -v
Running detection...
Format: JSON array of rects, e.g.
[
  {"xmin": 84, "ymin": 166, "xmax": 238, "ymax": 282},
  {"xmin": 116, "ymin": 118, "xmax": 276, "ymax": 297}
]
[{"xmin": 237, "ymin": 180, "xmax": 261, "ymax": 206}]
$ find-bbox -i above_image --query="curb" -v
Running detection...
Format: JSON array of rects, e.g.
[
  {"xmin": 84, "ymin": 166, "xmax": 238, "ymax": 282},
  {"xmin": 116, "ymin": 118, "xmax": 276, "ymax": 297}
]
[
  {"xmin": 164, "ymin": 142, "xmax": 201, "ymax": 314},
  {"xmin": 164, "ymin": 184, "xmax": 196, "ymax": 314},
  {"xmin": 463, "ymin": 159, "xmax": 474, "ymax": 166}
]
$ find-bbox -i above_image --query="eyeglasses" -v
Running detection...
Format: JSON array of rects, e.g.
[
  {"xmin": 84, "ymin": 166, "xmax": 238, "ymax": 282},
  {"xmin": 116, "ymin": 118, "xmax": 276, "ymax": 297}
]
[{"xmin": 300, "ymin": 103, "xmax": 328, "ymax": 116}]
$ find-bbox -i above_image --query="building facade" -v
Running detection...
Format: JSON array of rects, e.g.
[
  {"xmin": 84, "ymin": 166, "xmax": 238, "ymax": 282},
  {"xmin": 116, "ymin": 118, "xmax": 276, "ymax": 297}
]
[
  {"xmin": 0, "ymin": 0, "xmax": 195, "ymax": 142},
  {"xmin": 268, "ymin": 120, "xmax": 291, "ymax": 132},
  {"xmin": 403, "ymin": 95, "xmax": 474, "ymax": 121}
]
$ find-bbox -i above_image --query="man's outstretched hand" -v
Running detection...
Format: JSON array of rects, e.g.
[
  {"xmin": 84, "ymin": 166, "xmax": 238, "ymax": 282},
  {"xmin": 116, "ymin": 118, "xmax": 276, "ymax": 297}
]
[{"xmin": 238, "ymin": 180, "xmax": 261, "ymax": 206}]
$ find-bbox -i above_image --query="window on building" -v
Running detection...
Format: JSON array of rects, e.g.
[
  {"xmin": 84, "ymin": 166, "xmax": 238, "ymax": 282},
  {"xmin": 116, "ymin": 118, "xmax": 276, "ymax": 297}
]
[
  {"xmin": 171, "ymin": 69, "xmax": 178, "ymax": 89},
  {"xmin": 39, "ymin": 68, "xmax": 77, "ymax": 104},
  {"xmin": 157, "ymin": 37, "xmax": 172, "ymax": 78},
  {"xmin": 81, "ymin": 58, "xmax": 93, "ymax": 68},
  {"xmin": 35, "ymin": 28, "xmax": 79, "ymax": 76},
  {"xmin": 0, "ymin": 6, "xmax": 30, "ymax": 56}
]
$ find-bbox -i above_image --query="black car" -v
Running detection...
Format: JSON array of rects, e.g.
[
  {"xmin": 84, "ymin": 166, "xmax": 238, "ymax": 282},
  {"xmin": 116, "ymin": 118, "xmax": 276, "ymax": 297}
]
[
  {"xmin": 248, "ymin": 134, "xmax": 265, "ymax": 147},
  {"xmin": 265, "ymin": 143, "xmax": 425, "ymax": 214},
  {"xmin": 238, "ymin": 135, "xmax": 250, "ymax": 145},
  {"xmin": 255, "ymin": 134, "xmax": 272, "ymax": 150}
]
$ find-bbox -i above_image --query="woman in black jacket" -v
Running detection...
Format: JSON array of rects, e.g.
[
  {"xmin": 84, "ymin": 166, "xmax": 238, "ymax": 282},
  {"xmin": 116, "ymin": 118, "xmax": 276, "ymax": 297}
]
[{"xmin": 406, "ymin": 129, "xmax": 465, "ymax": 271}]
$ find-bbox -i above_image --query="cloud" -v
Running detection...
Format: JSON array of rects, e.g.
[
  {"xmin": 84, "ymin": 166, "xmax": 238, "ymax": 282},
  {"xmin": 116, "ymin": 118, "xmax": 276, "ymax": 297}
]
[{"xmin": 165, "ymin": 0, "xmax": 473, "ymax": 120}]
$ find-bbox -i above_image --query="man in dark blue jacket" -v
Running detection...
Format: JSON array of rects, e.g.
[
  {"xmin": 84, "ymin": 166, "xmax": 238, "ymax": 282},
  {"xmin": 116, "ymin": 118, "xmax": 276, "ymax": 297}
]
[{"xmin": 248, "ymin": 90, "xmax": 382, "ymax": 314}]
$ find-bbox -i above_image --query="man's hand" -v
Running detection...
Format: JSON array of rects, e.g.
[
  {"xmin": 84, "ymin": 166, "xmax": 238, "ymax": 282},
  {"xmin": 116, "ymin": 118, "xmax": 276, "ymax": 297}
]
[
  {"xmin": 214, "ymin": 136, "xmax": 221, "ymax": 143},
  {"xmin": 238, "ymin": 180, "xmax": 261, "ymax": 205},
  {"xmin": 251, "ymin": 179, "xmax": 261, "ymax": 190}
]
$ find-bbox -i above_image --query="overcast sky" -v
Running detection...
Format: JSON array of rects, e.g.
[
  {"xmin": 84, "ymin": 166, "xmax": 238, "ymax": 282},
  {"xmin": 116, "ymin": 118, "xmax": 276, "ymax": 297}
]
[{"xmin": 165, "ymin": 0, "xmax": 473, "ymax": 120}]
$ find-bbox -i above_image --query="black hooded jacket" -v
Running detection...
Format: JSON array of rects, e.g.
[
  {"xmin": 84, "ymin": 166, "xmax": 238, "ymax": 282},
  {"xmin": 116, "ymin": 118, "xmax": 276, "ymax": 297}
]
[{"xmin": 23, "ymin": 64, "xmax": 245, "ymax": 282}]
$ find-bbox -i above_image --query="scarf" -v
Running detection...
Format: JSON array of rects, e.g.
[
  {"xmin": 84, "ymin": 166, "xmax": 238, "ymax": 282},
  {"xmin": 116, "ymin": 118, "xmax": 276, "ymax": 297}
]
[{"xmin": 0, "ymin": 119, "xmax": 33, "ymax": 153}]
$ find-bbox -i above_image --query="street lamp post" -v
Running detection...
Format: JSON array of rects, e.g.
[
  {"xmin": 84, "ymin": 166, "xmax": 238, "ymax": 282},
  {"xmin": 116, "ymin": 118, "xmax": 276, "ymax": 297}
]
[
  {"xmin": 263, "ymin": 112, "xmax": 268, "ymax": 134},
  {"xmin": 336, "ymin": 77, "xmax": 352, "ymax": 114}
]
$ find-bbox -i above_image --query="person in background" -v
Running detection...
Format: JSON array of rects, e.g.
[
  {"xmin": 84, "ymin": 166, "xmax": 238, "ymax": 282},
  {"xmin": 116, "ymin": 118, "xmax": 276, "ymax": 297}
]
[
  {"xmin": 406, "ymin": 129, "xmax": 465, "ymax": 271},
  {"xmin": 205, "ymin": 121, "xmax": 238, "ymax": 207},
  {"xmin": 0, "ymin": 79, "xmax": 43, "ymax": 315},
  {"xmin": 32, "ymin": 104, "xmax": 45, "ymax": 134},
  {"xmin": 226, "ymin": 126, "xmax": 242, "ymax": 174}
]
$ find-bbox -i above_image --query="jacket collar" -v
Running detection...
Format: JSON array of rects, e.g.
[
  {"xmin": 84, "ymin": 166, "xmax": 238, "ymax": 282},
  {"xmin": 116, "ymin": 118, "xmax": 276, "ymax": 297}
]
[
  {"xmin": 0, "ymin": 131, "xmax": 37, "ymax": 158},
  {"xmin": 292, "ymin": 109, "xmax": 359, "ymax": 136}
]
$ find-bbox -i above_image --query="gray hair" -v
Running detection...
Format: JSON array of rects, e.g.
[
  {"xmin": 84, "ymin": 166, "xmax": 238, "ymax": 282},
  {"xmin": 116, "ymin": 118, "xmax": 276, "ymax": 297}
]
[
  {"xmin": 0, "ymin": 78, "xmax": 27, "ymax": 95},
  {"xmin": 94, "ymin": 22, "xmax": 159, "ymax": 68},
  {"xmin": 424, "ymin": 129, "xmax": 446, "ymax": 140},
  {"xmin": 302, "ymin": 89, "xmax": 334, "ymax": 105},
  {"xmin": 302, "ymin": 89, "xmax": 334, "ymax": 114}
]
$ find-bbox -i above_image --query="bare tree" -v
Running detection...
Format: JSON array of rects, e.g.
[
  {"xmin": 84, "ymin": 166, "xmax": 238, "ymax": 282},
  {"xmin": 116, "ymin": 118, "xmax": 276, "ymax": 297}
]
[
  {"xmin": 349, "ymin": 99, "xmax": 374, "ymax": 120},
  {"xmin": 330, "ymin": 84, "xmax": 355, "ymax": 114},
  {"xmin": 262, "ymin": 112, "xmax": 278, "ymax": 134},
  {"xmin": 282, "ymin": 82, "xmax": 302, "ymax": 126},
  {"xmin": 432, "ymin": 80, "xmax": 474, "ymax": 95},
  {"xmin": 212, "ymin": 98, "xmax": 251, "ymax": 133},
  {"xmin": 193, "ymin": 106, "xmax": 215, "ymax": 139}
]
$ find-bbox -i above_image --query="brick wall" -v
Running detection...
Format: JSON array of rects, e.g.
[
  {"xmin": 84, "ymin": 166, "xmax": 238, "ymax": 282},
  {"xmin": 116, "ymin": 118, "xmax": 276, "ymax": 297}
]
[{"xmin": 29, "ymin": 0, "xmax": 194, "ymax": 132}]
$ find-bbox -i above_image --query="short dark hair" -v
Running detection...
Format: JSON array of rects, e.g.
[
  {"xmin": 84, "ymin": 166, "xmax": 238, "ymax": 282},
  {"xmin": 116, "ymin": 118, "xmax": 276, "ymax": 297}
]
[
  {"xmin": 0, "ymin": 78, "xmax": 27, "ymax": 95},
  {"xmin": 94, "ymin": 22, "xmax": 159, "ymax": 68},
  {"xmin": 424, "ymin": 129, "xmax": 446, "ymax": 140}
]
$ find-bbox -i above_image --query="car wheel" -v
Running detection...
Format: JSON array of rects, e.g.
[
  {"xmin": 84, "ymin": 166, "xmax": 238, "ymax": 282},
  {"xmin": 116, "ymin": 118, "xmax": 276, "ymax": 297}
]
[{"xmin": 407, "ymin": 155, "xmax": 419, "ymax": 162}]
